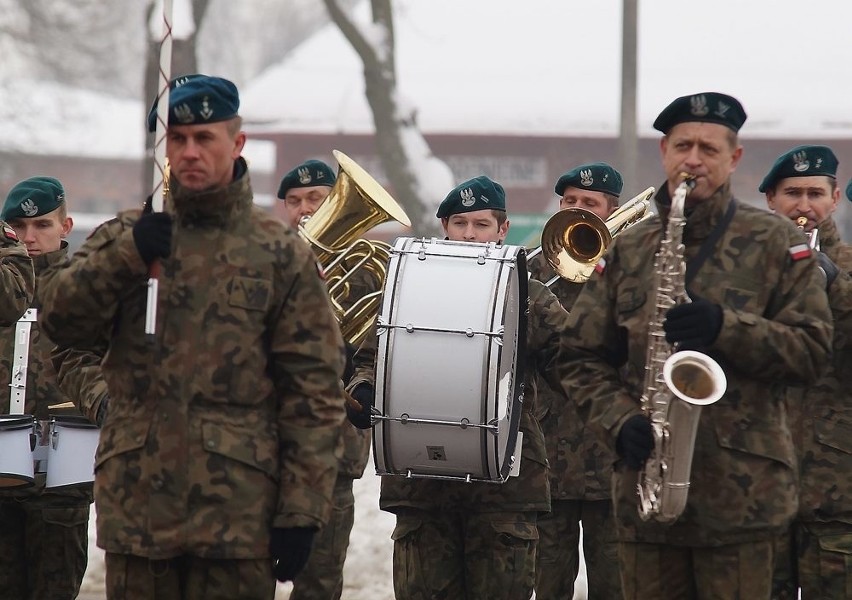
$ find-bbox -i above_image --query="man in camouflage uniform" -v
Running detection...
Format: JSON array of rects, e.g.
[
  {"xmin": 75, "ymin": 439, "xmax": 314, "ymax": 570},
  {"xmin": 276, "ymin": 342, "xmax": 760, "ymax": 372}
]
[
  {"xmin": 760, "ymin": 145, "xmax": 852, "ymax": 599},
  {"xmin": 278, "ymin": 159, "xmax": 373, "ymax": 600},
  {"xmin": 37, "ymin": 74, "xmax": 346, "ymax": 600},
  {"xmin": 528, "ymin": 163, "xmax": 623, "ymax": 599},
  {"xmin": 347, "ymin": 176, "xmax": 571, "ymax": 600},
  {"xmin": 557, "ymin": 92, "xmax": 834, "ymax": 599},
  {"xmin": 0, "ymin": 178, "xmax": 73, "ymax": 600}
]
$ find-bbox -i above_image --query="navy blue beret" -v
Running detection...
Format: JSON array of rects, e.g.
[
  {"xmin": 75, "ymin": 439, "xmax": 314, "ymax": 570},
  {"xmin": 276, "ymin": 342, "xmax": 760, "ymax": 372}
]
[
  {"xmin": 277, "ymin": 160, "xmax": 337, "ymax": 198},
  {"xmin": 147, "ymin": 74, "xmax": 239, "ymax": 132},
  {"xmin": 437, "ymin": 175, "xmax": 506, "ymax": 218},
  {"xmin": 2, "ymin": 176, "xmax": 65, "ymax": 221},
  {"xmin": 555, "ymin": 162, "xmax": 623, "ymax": 197},
  {"xmin": 759, "ymin": 145, "xmax": 838, "ymax": 193},
  {"xmin": 653, "ymin": 92, "xmax": 747, "ymax": 134}
]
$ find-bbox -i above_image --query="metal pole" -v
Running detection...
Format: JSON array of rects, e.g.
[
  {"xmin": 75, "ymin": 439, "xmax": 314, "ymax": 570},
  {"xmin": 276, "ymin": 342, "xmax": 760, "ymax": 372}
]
[{"xmin": 618, "ymin": 0, "xmax": 639, "ymax": 196}]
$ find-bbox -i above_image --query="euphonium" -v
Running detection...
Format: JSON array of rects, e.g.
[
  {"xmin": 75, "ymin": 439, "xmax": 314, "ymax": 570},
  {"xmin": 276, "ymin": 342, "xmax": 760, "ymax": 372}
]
[
  {"xmin": 528, "ymin": 186, "xmax": 655, "ymax": 285},
  {"xmin": 299, "ymin": 150, "xmax": 411, "ymax": 346},
  {"xmin": 636, "ymin": 176, "xmax": 727, "ymax": 523}
]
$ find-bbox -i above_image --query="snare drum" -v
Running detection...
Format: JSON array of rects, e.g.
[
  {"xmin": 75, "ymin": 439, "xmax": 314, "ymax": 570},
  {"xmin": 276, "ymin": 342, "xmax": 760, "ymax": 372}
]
[
  {"xmin": 373, "ymin": 238, "xmax": 527, "ymax": 483},
  {"xmin": 45, "ymin": 416, "xmax": 99, "ymax": 488},
  {"xmin": 0, "ymin": 415, "xmax": 35, "ymax": 488}
]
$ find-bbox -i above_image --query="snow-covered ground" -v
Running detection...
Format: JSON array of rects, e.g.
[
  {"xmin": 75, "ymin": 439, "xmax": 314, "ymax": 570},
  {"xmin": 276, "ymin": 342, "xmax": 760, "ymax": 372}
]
[{"xmin": 80, "ymin": 454, "xmax": 588, "ymax": 599}]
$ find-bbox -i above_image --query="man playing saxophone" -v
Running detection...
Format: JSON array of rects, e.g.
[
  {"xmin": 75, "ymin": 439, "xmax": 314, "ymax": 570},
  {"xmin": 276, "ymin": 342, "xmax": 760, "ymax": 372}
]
[
  {"xmin": 557, "ymin": 92, "xmax": 833, "ymax": 599},
  {"xmin": 760, "ymin": 145, "xmax": 852, "ymax": 599},
  {"xmin": 528, "ymin": 162, "xmax": 623, "ymax": 599}
]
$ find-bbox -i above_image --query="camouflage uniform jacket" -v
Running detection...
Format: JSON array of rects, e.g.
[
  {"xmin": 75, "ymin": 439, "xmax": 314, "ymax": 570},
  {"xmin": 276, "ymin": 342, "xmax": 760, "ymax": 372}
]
[
  {"xmin": 559, "ymin": 181, "xmax": 833, "ymax": 546},
  {"xmin": 0, "ymin": 222, "xmax": 34, "ymax": 326},
  {"xmin": 786, "ymin": 216, "xmax": 852, "ymax": 524},
  {"xmin": 528, "ymin": 253, "xmax": 614, "ymax": 501},
  {"xmin": 0, "ymin": 245, "xmax": 92, "ymax": 503},
  {"xmin": 351, "ymin": 278, "xmax": 568, "ymax": 514},
  {"xmin": 38, "ymin": 161, "xmax": 346, "ymax": 559}
]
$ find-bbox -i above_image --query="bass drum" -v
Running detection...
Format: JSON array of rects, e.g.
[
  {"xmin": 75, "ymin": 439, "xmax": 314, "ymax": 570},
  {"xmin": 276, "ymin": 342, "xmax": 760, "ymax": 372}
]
[{"xmin": 373, "ymin": 237, "xmax": 527, "ymax": 483}]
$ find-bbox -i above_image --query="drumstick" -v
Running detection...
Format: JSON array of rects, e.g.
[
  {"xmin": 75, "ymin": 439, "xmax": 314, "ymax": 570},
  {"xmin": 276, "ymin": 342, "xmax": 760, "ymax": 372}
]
[{"xmin": 48, "ymin": 401, "xmax": 76, "ymax": 410}]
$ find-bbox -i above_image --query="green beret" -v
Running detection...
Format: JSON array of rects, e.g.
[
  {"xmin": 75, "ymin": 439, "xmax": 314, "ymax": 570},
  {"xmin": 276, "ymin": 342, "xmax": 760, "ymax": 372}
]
[
  {"xmin": 147, "ymin": 74, "xmax": 239, "ymax": 132},
  {"xmin": 555, "ymin": 162, "xmax": 623, "ymax": 197},
  {"xmin": 436, "ymin": 175, "xmax": 506, "ymax": 218},
  {"xmin": 846, "ymin": 177, "xmax": 852, "ymax": 203},
  {"xmin": 758, "ymin": 145, "xmax": 839, "ymax": 193},
  {"xmin": 277, "ymin": 160, "xmax": 337, "ymax": 199},
  {"xmin": 2, "ymin": 176, "xmax": 65, "ymax": 221},
  {"xmin": 653, "ymin": 92, "xmax": 747, "ymax": 134}
]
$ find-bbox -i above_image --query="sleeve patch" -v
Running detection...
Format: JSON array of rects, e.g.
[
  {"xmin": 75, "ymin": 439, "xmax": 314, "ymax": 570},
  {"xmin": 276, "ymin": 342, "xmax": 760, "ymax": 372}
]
[
  {"xmin": 315, "ymin": 260, "xmax": 326, "ymax": 280},
  {"xmin": 788, "ymin": 243, "xmax": 811, "ymax": 261},
  {"xmin": 2, "ymin": 225, "xmax": 18, "ymax": 241},
  {"xmin": 594, "ymin": 257, "xmax": 607, "ymax": 274}
]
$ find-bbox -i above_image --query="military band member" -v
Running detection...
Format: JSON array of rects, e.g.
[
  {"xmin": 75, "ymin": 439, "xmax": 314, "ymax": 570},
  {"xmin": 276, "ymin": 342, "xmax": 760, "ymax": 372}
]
[
  {"xmin": 347, "ymin": 176, "xmax": 570, "ymax": 600},
  {"xmin": 278, "ymin": 159, "xmax": 373, "ymax": 600},
  {"xmin": 529, "ymin": 162, "xmax": 622, "ymax": 599},
  {"xmin": 0, "ymin": 177, "xmax": 83, "ymax": 600},
  {"xmin": 37, "ymin": 74, "xmax": 346, "ymax": 600},
  {"xmin": 760, "ymin": 145, "xmax": 852, "ymax": 600},
  {"xmin": 558, "ymin": 92, "xmax": 833, "ymax": 599}
]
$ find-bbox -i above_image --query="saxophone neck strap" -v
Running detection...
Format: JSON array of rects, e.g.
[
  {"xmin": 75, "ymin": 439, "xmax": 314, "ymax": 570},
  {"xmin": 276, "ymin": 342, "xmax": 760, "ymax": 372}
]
[{"xmin": 685, "ymin": 200, "xmax": 737, "ymax": 288}]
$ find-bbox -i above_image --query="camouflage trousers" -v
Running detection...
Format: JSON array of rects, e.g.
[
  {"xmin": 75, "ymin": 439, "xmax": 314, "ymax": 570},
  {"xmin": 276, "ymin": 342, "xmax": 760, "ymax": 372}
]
[
  {"xmin": 105, "ymin": 552, "xmax": 276, "ymax": 600},
  {"xmin": 391, "ymin": 508, "xmax": 538, "ymax": 600},
  {"xmin": 290, "ymin": 475, "xmax": 356, "ymax": 600},
  {"xmin": 534, "ymin": 498, "xmax": 621, "ymax": 600},
  {"xmin": 619, "ymin": 539, "xmax": 775, "ymax": 600},
  {"xmin": 773, "ymin": 520, "xmax": 852, "ymax": 599},
  {"xmin": 0, "ymin": 497, "xmax": 90, "ymax": 600}
]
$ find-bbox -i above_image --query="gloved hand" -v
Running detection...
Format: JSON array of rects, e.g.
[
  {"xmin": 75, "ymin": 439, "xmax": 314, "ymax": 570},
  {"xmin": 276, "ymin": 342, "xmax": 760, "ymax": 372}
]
[
  {"xmin": 132, "ymin": 212, "xmax": 172, "ymax": 265},
  {"xmin": 616, "ymin": 414, "xmax": 654, "ymax": 470},
  {"xmin": 346, "ymin": 382, "xmax": 374, "ymax": 430},
  {"xmin": 269, "ymin": 527, "xmax": 316, "ymax": 583},
  {"xmin": 663, "ymin": 298, "xmax": 723, "ymax": 350},
  {"xmin": 816, "ymin": 252, "xmax": 839, "ymax": 289}
]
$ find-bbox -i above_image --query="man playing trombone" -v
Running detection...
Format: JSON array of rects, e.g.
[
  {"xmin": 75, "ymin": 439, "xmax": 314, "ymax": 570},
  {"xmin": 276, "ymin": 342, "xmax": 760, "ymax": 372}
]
[{"xmin": 528, "ymin": 162, "xmax": 625, "ymax": 599}]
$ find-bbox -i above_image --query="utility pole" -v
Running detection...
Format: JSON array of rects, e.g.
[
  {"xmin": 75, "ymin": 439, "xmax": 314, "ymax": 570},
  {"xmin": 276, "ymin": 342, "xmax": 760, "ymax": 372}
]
[{"xmin": 618, "ymin": 0, "xmax": 639, "ymax": 196}]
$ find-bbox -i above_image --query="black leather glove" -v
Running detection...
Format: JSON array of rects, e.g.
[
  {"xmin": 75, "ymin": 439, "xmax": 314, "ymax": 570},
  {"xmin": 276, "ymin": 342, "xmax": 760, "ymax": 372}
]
[
  {"xmin": 816, "ymin": 252, "xmax": 839, "ymax": 289},
  {"xmin": 616, "ymin": 414, "xmax": 654, "ymax": 470},
  {"xmin": 663, "ymin": 298, "xmax": 723, "ymax": 350},
  {"xmin": 269, "ymin": 527, "xmax": 316, "ymax": 582},
  {"xmin": 346, "ymin": 382, "xmax": 374, "ymax": 429},
  {"xmin": 132, "ymin": 212, "xmax": 172, "ymax": 265}
]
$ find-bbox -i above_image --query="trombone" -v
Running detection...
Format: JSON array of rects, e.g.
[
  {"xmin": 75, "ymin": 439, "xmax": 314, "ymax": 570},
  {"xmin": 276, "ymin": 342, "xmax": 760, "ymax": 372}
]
[{"xmin": 528, "ymin": 186, "xmax": 655, "ymax": 284}]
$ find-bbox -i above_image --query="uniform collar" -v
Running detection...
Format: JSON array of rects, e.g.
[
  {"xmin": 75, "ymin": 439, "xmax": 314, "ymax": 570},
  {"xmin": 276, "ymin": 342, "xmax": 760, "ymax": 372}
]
[
  {"xmin": 32, "ymin": 243, "xmax": 68, "ymax": 275},
  {"xmin": 168, "ymin": 157, "xmax": 253, "ymax": 228},
  {"xmin": 654, "ymin": 180, "xmax": 734, "ymax": 240}
]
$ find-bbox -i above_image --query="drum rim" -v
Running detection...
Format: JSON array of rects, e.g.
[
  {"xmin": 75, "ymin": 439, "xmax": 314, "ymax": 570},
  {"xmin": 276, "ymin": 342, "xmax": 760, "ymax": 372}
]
[
  {"xmin": 0, "ymin": 415, "xmax": 35, "ymax": 429},
  {"xmin": 51, "ymin": 415, "xmax": 98, "ymax": 429}
]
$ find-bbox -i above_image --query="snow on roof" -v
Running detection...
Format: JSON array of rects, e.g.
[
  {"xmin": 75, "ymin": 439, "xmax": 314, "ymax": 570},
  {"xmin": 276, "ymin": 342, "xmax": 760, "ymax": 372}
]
[{"xmin": 242, "ymin": 0, "xmax": 852, "ymax": 139}]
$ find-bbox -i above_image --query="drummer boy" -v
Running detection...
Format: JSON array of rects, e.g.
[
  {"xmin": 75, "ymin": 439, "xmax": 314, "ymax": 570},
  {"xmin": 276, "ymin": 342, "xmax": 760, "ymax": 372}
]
[
  {"xmin": 346, "ymin": 175, "xmax": 571, "ymax": 599},
  {"xmin": 0, "ymin": 176, "xmax": 93, "ymax": 599}
]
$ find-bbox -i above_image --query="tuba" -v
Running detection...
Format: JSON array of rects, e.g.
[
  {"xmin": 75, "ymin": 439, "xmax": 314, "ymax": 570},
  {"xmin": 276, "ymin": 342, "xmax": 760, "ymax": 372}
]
[
  {"xmin": 299, "ymin": 150, "xmax": 411, "ymax": 346},
  {"xmin": 636, "ymin": 176, "xmax": 727, "ymax": 523},
  {"xmin": 528, "ymin": 186, "xmax": 655, "ymax": 285}
]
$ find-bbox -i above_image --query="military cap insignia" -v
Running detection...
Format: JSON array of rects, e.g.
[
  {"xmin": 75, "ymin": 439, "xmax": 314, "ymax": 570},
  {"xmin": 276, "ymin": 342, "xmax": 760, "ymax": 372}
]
[
  {"xmin": 714, "ymin": 101, "xmax": 730, "ymax": 118},
  {"xmin": 315, "ymin": 170, "xmax": 326, "ymax": 180},
  {"xmin": 297, "ymin": 167, "xmax": 312, "ymax": 184},
  {"xmin": 460, "ymin": 187, "xmax": 476, "ymax": 207},
  {"xmin": 2, "ymin": 225, "xmax": 18, "ymax": 241},
  {"xmin": 20, "ymin": 199, "xmax": 38, "ymax": 217},
  {"xmin": 580, "ymin": 169, "xmax": 594, "ymax": 187},
  {"xmin": 690, "ymin": 94, "xmax": 709, "ymax": 116},
  {"xmin": 792, "ymin": 151, "xmax": 810, "ymax": 173},
  {"xmin": 199, "ymin": 97, "xmax": 214, "ymax": 120},
  {"xmin": 174, "ymin": 103, "xmax": 195, "ymax": 124}
]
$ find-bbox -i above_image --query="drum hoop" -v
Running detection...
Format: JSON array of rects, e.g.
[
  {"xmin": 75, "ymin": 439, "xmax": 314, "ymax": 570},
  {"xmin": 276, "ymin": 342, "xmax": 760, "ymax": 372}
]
[{"xmin": 0, "ymin": 415, "xmax": 35, "ymax": 430}]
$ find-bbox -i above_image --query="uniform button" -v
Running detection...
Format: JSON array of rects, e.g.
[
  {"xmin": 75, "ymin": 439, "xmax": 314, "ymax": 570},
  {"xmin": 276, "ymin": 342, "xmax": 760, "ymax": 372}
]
[
  {"xmin": 135, "ymin": 436, "xmax": 144, "ymax": 444},
  {"xmin": 151, "ymin": 476, "xmax": 163, "ymax": 490},
  {"xmin": 206, "ymin": 440, "xmax": 216, "ymax": 448},
  {"xmin": 559, "ymin": 438, "xmax": 569, "ymax": 445},
  {"xmin": 161, "ymin": 413, "xmax": 169, "ymax": 422}
]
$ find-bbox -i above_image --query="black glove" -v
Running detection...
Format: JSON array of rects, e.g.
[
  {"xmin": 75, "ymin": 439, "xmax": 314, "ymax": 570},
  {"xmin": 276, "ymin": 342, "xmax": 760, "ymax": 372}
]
[
  {"xmin": 346, "ymin": 382, "xmax": 374, "ymax": 429},
  {"xmin": 616, "ymin": 414, "xmax": 654, "ymax": 470},
  {"xmin": 817, "ymin": 252, "xmax": 839, "ymax": 289},
  {"xmin": 132, "ymin": 212, "xmax": 172, "ymax": 265},
  {"xmin": 95, "ymin": 396, "xmax": 109, "ymax": 427},
  {"xmin": 663, "ymin": 298, "xmax": 723, "ymax": 350},
  {"xmin": 269, "ymin": 527, "xmax": 316, "ymax": 582}
]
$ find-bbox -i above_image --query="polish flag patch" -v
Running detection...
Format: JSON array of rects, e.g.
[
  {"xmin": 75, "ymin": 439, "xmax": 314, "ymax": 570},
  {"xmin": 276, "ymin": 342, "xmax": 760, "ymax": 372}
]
[
  {"xmin": 594, "ymin": 257, "xmax": 607, "ymax": 274},
  {"xmin": 2, "ymin": 225, "xmax": 18, "ymax": 241},
  {"xmin": 788, "ymin": 243, "xmax": 811, "ymax": 261}
]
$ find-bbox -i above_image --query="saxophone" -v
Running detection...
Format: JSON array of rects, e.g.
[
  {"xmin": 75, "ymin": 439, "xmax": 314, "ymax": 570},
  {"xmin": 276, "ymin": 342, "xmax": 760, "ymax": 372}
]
[{"xmin": 636, "ymin": 176, "xmax": 728, "ymax": 523}]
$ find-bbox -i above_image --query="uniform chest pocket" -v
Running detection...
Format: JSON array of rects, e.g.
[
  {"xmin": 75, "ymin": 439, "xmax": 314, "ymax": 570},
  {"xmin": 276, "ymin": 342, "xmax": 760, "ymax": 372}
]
[
  {"xmin": 229, "ymin": 276, "xmax": 271, "ymax": 312},
  {"xmin": 616, "ymin": 289, "xmax": 647, "ymax": 316}
]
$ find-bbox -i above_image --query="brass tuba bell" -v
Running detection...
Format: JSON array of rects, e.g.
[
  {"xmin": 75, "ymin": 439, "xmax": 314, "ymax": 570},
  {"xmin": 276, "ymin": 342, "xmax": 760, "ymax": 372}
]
[
  {"xmin": 530, "ymin": 186, "xmax": 655, "ymax": 284},
  {"xmin": 299, "ymin": 150, "xmax": 412, "ymax": 346}
]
